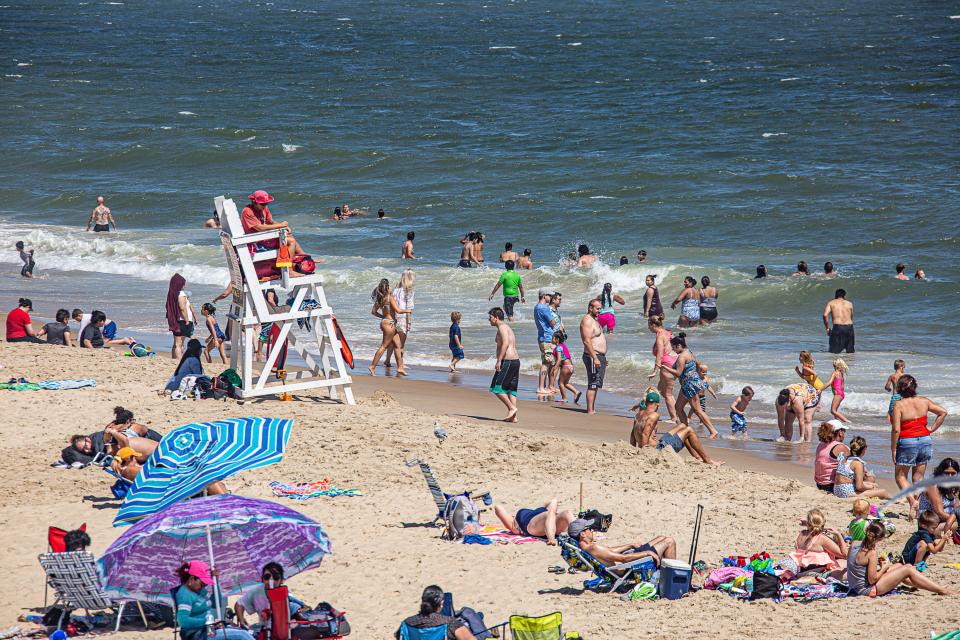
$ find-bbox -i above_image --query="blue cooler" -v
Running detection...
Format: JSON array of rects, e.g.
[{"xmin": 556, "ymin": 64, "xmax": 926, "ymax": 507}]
[{"xmin": 658, "ymin": 559, "xmax": 692, "ymax": 599}]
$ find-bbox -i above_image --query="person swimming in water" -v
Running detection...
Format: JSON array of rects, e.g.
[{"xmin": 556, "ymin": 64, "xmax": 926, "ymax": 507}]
[
  {"xmin": 698, "ymin": 276, "xmax": 718, "ymax": 324},
  {"xmin": 671, "ymin": 276, "xmax": 700, "ymax": 327},
  {"xmin": 793, "ymin": 261, "xmax": 809, "ymax": 276},
  {"xmin": 576, "ymin": 244, "xmax": 597, "ymax": 268},
  {"xmin": 86, "ymin": 196, "xmax": 117, "ymax": 232},
  {"xmin": 895, "ymin": 263, "xmax": 910, "ymax": 280},
  {"xmin": 755, "ymin": 264, "xmax": 768, "ymax": 279}
]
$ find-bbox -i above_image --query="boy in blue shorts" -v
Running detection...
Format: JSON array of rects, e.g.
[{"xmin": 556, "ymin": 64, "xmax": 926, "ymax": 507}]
[
  {"xmin": 449, "ymin": 311, "xmax": 464, "ymax": 372},
  {"xmin": 730, "ymin": 386, "xmax": 754, "ymax": 437}
]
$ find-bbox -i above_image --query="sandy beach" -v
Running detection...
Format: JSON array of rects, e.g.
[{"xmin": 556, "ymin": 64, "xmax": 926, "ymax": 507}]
[{"xmin": 1, "ymin": 341, "xmax": 956, "ymax": 639}]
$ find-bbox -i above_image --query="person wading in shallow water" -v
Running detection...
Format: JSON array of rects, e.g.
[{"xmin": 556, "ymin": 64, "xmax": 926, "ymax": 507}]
[{"xmin": 823, "ymin": 288, "xmax": 854, "ymax": 354}]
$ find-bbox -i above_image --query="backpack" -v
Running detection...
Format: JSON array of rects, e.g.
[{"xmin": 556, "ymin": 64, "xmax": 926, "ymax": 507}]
[
  {"xmin": 578, "ymin": 509, "xmax": 613, "ymax": 532},
  {"xmin": 221, "ymin": 368, "xmax": 242, "ymax": 388},
  {"xmin": 442, "ymin": 495, "xmax": 480, "ymax": 541},
  {"xmin": 213, "ymin": 374, "xmax": 236, "ymax": 399},
  {"xmin": 293, "ymin": 254, "xmax": 316, "ymax": 274},
  {"xmin": 456, "ymin": 607, "xmax": 491, "ymax": 640},
  {"xmin": 194, "ymin": 375, "xmax": 214, "ymax": 398}
]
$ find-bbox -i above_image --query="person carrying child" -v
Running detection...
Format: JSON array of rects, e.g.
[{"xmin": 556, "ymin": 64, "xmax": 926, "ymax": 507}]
[
  {"xmin": 201, "ymin": 303, "xmax": 226, "ymax": 364},
  {"xmin": 685, "ymin": 362, "xmax": 718, "ymax": 431},
  {"xmin": 448, "ymin": 312, "xmax": 463, "ymax": 372},
  {"xmin": 902, "ymin": 511, "xmax": 951, "ymax": 567},
  {"xmin": 551, "ymin": 330, "xmax": 580, "ymax": 404},
  {"xmin": 825, "ymin": 358, "xmax": 849, "ymax": 422},
  {"xmin": 729, "ymin": 386, "xmax": 753, "ymax": 438}
]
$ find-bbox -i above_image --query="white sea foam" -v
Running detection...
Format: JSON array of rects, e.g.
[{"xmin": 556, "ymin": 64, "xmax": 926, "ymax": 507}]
[
  {"xmin": 762, "ymin": 132, "xmax": 788, "ymax": 138},
  {"xmin": 568, "ymin": 42, "xmax": 582, "ymax": 46},
  {"xmin": 780, "ymin": 77, "xmax": 800, "ymax": 82},
  {"xmin": 17, "ymin": 63, "xmax": 31, "ymax": 67},
  {"xmin": 489, "ymin": 46, "xmax": 516, "ymax": 50},
  {"xmin": 589, "ymin": 195, "xmax": 615, "ymax": 199},
  {"xmin": 178, "ymin": 111, "xmax": 196, "ymax": 115},
  {"xmin": 5, "ymin": 74, "xmax": 22, "ymax": 78},
  {"xmin": 337, "ymin": 17, "xmax": 351, "ymax": 21},
  {"xmin": 282, "ymin": 143, "xmax": 301, "ymax": 153},
  {"xmin": 242, "ymin": 136, "xmax": 256, "ymax": 142}
]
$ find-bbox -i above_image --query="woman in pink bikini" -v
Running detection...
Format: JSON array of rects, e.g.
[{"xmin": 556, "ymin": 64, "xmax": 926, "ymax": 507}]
[{"xmin": 647, "ymin": 315, "xmax": 679, "ymax": 423}]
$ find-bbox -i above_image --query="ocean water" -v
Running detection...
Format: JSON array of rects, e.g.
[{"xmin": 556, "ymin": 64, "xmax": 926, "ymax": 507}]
[{"xmin": 1, "ymin": 1, "xmax": 959, "ymax": 456}]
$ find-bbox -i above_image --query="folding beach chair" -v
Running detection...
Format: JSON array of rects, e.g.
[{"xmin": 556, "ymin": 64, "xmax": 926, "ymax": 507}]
[
  {"xmin": 558, "ymin": 536, "xmax": 652, "ymax": 593},
  {"xmin": 258, "ymin": 585, "xmax": 291, "ymax": 640},
  {"xmin": 485, "ymin": 612, "xmax": 564, "ymax": 640},
  {"xmin": 45, "ymin": 523, "xmax": 86, "ymax": 607},
  {"xmin": 38, "ymin": 551, "xmax": 148, "ymax": 631},
  {"xmin": 404, "ymin": 459, "xmax": 490, "ymax": 525},
  {"xmin": 398, "ymin": 623, "xmax": 447, "ymax": 640}
]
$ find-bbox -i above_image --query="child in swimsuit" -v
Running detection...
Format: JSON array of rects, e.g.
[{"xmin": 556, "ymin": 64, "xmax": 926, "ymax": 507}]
[
  {"xmin": 729, "ymin": 386, "xmax": 754, "ymax": 437},
  {"xmin": 686, "ymin": 362, "xmax": 718, "ymax": 425},
  {"xmin": 15, "ymin": 241, "xmax": 35, "ymax": 278},
  {"xmin": 201, "ymin": 302, "xmax": 227, "ymax": 364},
  {"xmin": 551, "ymin": 331, "xmax": 581, "ymax": 404},
  {"xmin": 795, "ymin": 351, "xmax": 825, "ymax": 391},
  {"xmin": 826, "ymin": 358, "xmax": 849, "ymax": 423},
  {"xmin": 885, "ymin": 359, "xmax": 906, "ymax": 422}
]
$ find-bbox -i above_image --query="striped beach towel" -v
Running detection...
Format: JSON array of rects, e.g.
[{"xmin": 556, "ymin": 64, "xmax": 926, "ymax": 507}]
[{"xmin": 270, "ymin": 480, "xmax": 363, "ymax": 499}]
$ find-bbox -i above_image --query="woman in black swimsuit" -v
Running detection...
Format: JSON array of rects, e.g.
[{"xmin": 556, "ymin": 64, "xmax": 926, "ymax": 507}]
[{"xmin": 492, "ymin": 497, "xmax": 576, "ymax": 545}]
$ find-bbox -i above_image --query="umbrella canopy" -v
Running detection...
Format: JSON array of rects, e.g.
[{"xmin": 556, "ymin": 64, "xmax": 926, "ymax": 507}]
[
  {"xmin": 99, "ymin": 494, "xmax": 331, "ymax": 603},
  {"xmin": 115, "ymin": 417, "xmax": 293, "ymax": 526}
]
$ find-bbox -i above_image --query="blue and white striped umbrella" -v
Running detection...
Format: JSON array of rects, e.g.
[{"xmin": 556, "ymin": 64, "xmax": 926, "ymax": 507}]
[{"xmin": 114, "ymin": 417, "xmax": 293, "ymax": 526}]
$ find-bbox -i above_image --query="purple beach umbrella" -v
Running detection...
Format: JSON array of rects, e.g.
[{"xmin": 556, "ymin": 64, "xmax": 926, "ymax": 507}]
[{"xmin": 98, "ymin": 494, "xmax": 331, "ymax": 609}]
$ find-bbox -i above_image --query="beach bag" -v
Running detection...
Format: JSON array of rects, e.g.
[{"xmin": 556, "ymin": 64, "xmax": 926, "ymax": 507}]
[
  {"xmin": 750, "ymin": 570, "xmax": 781, "ymax": 600},
  {"xmin": 293, "ymin": 254, "xmax": 316, "ymax": 275},
  {"xmin": 194, "ymin": 375, "xmax": 214, "ymax": 398},
  {"xmin": 221, "ymin": 368, "xmax": 242, "ymax": 388},
  {"xmin": 291, "ymin": 602, "xmax": 350, "ymax": 638},
  {"xmin": 578, "ymin": 509, "xmax": 613, "ymax": 532},
  {"xmin": 214, "ymin": 374, "xmax": 236, "ymax": 398},
  {"xmin": 456, "ymin": 607, "xmax": 491, "ymax": 640},
  {"xmin": 442, "ymin": 495, "xmax": 480, "ymax": 541}
]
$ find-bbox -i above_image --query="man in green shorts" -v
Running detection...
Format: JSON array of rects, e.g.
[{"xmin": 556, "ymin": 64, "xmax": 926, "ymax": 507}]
[{"xmin": 488, "ymin": 260, "xmax": 526, "ymax": 321}]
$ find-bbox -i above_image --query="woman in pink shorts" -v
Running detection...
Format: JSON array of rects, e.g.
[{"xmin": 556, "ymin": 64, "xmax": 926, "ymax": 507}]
[{"xmin": 595, "ymin": 283, "xmax": 625, "ymax": 333}]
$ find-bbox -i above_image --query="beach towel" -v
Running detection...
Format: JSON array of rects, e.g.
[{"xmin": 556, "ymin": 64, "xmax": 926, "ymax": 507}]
[
  {"xmin": 269, "ymin": 480, "xmax": 363, "ymax": 499},
  {"xmin": 0, "ymin": 379, "xmax": 95, "ymax": 391},
  {"xmin": 466, "ymin": 524, "xmax": 544, "ymax": 545}
]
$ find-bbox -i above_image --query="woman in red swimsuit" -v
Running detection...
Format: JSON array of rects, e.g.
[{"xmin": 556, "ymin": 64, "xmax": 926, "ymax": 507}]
[{"xmin": 891, "ymin": 374, "xmax": 948, "ymax": 515}]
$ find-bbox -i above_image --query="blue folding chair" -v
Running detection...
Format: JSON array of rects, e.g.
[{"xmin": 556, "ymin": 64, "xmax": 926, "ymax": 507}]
[{"xmin": 399, "ymin": 622, "xmax": 448, "ymax": 640}]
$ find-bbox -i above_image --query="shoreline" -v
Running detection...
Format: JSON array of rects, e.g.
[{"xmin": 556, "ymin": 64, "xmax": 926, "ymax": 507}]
[{"xmin": 4, "ymin": 310, "xmax": 895, "ymax": 490}]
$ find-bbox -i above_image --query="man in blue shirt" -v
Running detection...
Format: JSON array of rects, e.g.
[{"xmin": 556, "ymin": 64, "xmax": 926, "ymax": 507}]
[{"xmin": 533, "ymin": 290, "xmax": 557, "ymax": 395}]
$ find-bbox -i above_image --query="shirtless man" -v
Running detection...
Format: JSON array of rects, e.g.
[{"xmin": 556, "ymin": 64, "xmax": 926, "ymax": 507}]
[
  {"xmin": 472, "ymin": 232, "xmax": 485, "ymax": 265},
  {"xmin": 656, "ymin": 422, "xmax": 724, "ymax": 464},
  {"xmin": 488, "ymin": 307, "xmax": 520, "ymax": 422},
  {"xmin": 402, "ymin": 232, "xmax": 415, "ymax": 259},
  {"xmin": 823, "ymin": 288, "xmax": 854, "ymax": 354},
  {"xmin": 630, "ymin": 389, "xmax": 662, "ymax": 447},
  {"xmin": 458, "ymin": 233, "xmax": 478, "ymax": 268},
  {"xmin": 580, "ymin": 299, "xmax": 606, "ymax": 414},
  {"xmin": 568, "ymin": 518, "xmax": 677, "ymax": 569},
  {"xmin": 517, "ymin": 248, "xmax": 533, "ymax": 269},
  {"xmin": 576, "ymin": 244, "xmax": 597, "ymax": 268},
  {"xmin": 493, "ymin": 497, "xmax": 575, "ymax": 546},
  {"xmin": 895, "ymin": 263, "xmax": 909, "ymax": 281},
  {"xmin": 500, "ymin": 242, "xmax": 519, "ymax": 265},
  {"xmin": 86, "ymin": 196, "xmax": 117, "ymax": 232}
]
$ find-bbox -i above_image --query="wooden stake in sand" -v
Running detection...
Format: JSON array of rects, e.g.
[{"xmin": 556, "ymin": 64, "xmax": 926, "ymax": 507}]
[{"xmin": 579, "ymin": 481, "xmax": 584, "ymax": 513}]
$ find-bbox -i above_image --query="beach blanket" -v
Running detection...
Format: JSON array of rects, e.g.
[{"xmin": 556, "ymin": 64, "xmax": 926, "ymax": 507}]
[
  {"xmin": 0, "ymin": 379, "xmax": 95, "ymax": 391},
  {"xmin": 464, "ymin": 524, "xmax": 544, "ymax": 545},
  {"xmin": 270, "ymin": 480, "xmax": 363, "ymax": 499}
]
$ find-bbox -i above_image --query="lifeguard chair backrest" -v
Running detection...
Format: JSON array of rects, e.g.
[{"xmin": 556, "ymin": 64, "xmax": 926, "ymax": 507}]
[{"xmin": 216, "ymin": 196, "xmax": 272, "ymax": 320}]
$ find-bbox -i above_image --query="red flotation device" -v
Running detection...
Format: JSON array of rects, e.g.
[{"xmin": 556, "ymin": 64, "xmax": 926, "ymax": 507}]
[{"xmin": 333, "ymin": 317, "xmax": 354, "ymax": 369}]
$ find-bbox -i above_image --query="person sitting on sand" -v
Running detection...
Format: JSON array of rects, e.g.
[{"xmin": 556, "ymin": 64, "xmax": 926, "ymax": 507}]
[
  {"xmin": 833, "ymin": 436, "xmax": 890, "ymax": 500},
  {"xmin": 902, "ymin": 511, "xmax": 951, "ymax": 567},
  {"xmin": 164, "ymin": 339, "xmax": 204, "ymax": 393},
  {"xmin": 655, "ymin": 422, "xmax": 723, "ymax": 465},
  {"xmin": 38, "ymin": 308, "xmax": 73, "ymax": 346},
  {"xmin": 630, "ymin": 388, "xmax": 661, "ymax": 447},
  {"xmin": 234, "ymin": 563, "xmax": 302, "ymax": 629},
  {"xmin": 395, "ymin": 585, "xmax": 476, "ymax": 640},
  {"xmin": 847, "ymin": 521, "xmax": 954, "ymax": 597},
  {"xmin": 814, "ymin": 420, "xmax": 849, "ymax": 493},
  {"xmin": 568, "ymin": 518, "xmax": 676, "ymax": 569},
  {"xmin": 779, "ymin": 508, "xmax": 848, "ymax": 581},
  {"xmin": 918, "ymin": 458, "xmax": 959, "ymax": 537},
  {"xmin": 493, "ymin": 497, "xmax": 575, "ymax": 546},
  {"xmin": 64, "ymin": 529, "xmax": 91, "ymax": 552},
  {"xmin": 80, "ymin": 310, "xmax": 135, "ymax": 349}
]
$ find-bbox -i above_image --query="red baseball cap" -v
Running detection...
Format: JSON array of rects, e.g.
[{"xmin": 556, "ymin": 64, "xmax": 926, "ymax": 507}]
[
  {"xmin": 186, "ymin": 560, "xmax": 214, "ymax": 586},
  {"xmin": 248, "ymin": 190, "xmax": 274, "ymax": 205}
]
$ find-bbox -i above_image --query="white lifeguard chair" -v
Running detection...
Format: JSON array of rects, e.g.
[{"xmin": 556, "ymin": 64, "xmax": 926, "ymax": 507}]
[{"xmin": 214, "ymin": 195, "xmax": 354, "ymax": 404}]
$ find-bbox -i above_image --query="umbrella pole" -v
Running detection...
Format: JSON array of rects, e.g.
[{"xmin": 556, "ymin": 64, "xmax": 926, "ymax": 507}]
[{"xmin": 205, "ymin": 525, "xmax": 230, "ymax": 640}]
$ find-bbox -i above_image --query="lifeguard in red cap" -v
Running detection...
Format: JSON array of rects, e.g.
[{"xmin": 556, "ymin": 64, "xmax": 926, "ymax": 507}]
[{"xmin": 241, "ymin": 190, "xmax": 305, "ymax": 256}]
